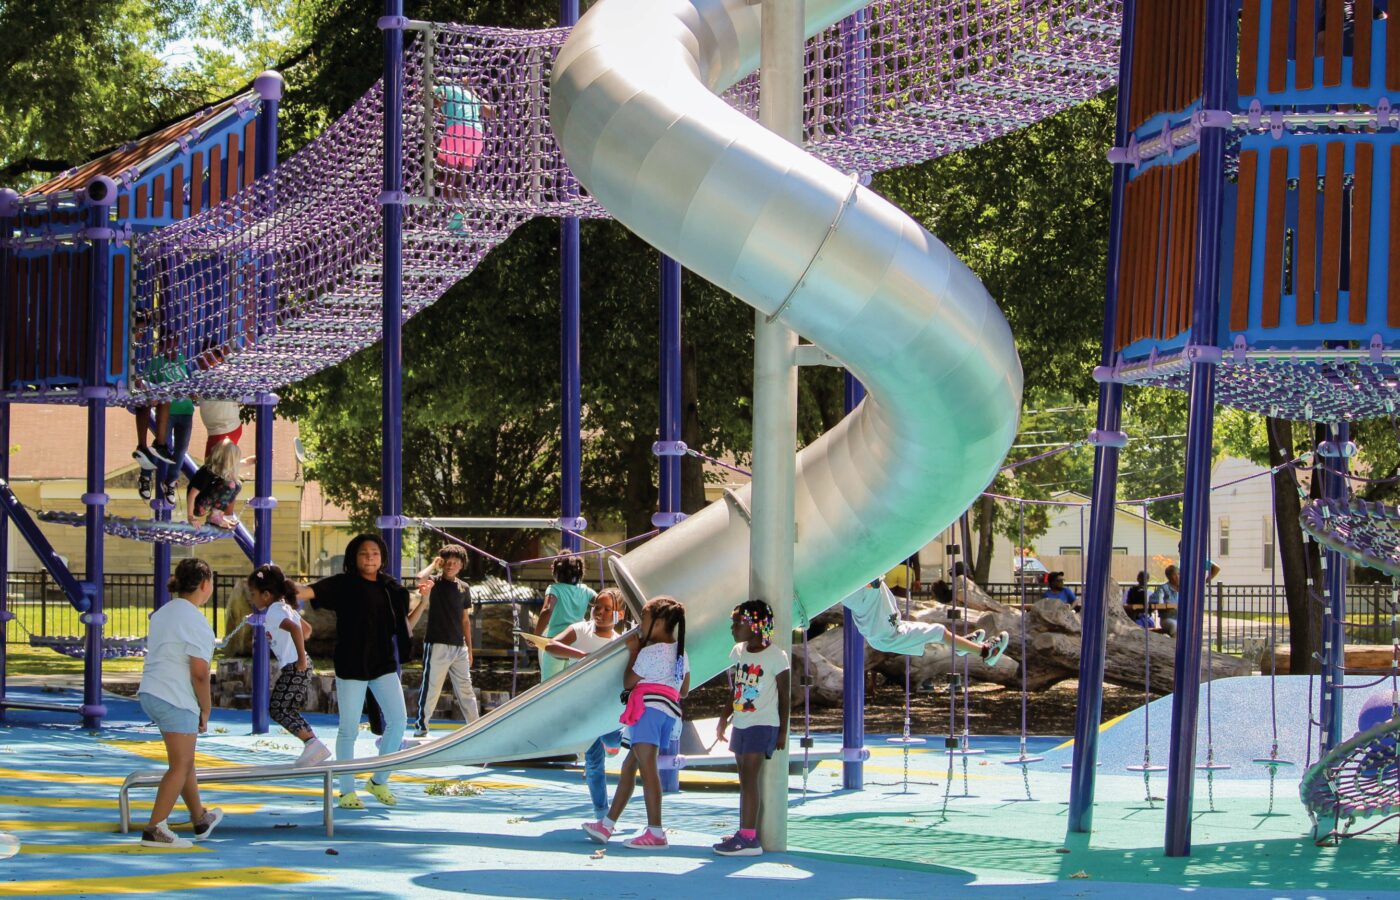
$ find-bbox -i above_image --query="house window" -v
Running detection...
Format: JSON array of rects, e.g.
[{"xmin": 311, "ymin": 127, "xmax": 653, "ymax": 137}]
[
  {"xmin": 1059, "ymin": 547, "xmax": 1082, "ymax": 555},
  {"xmin": 1263, "ymin": 515, "xmax": 1275, "ymax": 570},
  {"xmin": 1218, "ymin": 517, "xmax": 1230, "ymax": 557}
]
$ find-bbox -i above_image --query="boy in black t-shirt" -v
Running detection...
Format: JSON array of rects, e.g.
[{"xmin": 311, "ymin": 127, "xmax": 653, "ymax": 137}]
[{"xmin": 407, "ymin": 545, "xmax": 480, "ymax": 737}]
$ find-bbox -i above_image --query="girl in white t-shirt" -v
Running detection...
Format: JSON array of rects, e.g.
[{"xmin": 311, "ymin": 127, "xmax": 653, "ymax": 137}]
[
  {"xmin": 545, "ymin": 587, "xmax": 627, "ymax": 821},
  {"xmin": 249, "ymin": 564, "xmax": 330, "ymax": 767},
  {"xmin": 136, "ymin": 558, "xmax": 223, "ymax": 849},
  {"xmin": 582, "ymin": 595, "xmax": 689, "ymax": 850},
  {"xmin": 713, "ymin": 599, "xmax": 790, "ymax": 857}
]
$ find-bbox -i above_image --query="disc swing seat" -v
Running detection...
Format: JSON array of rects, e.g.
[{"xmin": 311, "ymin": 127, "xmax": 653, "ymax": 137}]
[
  {"xmin": 1251, "ymin": 470, "xmax": 1295, "ymax": 817},
  {"xmin": 1000, "ymin": 501, "xmax": 1043, "ymax": 802},
  {"xmin": 1125, "ymin": 504, "xmax": 1166, "ymax": 803},
  {"xmin": 36, "ymin": 510, "xmax": 235, "ymax": 545}
]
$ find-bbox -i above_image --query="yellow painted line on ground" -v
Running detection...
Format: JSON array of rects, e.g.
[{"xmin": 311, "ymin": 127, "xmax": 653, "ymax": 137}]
[
  {"xmin": 1053, "ymin": 711, "xmax": 1129, "ymax": 751},
  {"xmin": 0, "ymin": 820, "xmax": 117, "ymax": 833},
  {"xmin": 18, "ymin": 842, "xmax": 212, "ymax": 855},
  {"xmin": 0, "ymin": 796, "xmax": 263, "ymax": 814},
  {"xmin": 0, "ymin": 867, "xmax": 325, "ymax": 896},
  {"xmin": 103, "ymin": 741, "xmax": 240, "ymax": 769},
  {"xmin": 0, "ymin": 766, "xmax": 325, "ymax": 798}
]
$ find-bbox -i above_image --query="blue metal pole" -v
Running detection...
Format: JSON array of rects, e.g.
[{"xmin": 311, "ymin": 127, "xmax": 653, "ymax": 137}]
[
  {"xmin": 656, "ymin": 251, "xmax": 684, "ymax": 790},
  {"xmin": 560, "ymin": 0, "xmax": 581, "ymax": 553},
  {"xmin": 0, "ymin": 401, "xmax": 9, "ymax": 721},
  {"xmin": 1163, "ymin": 0, "xmax": 1231, "ymax": 858},
  {"xmin": 841, "ymin": 372, "xmax": 866, "ymax": 789},
  {"xmin": 653, "ymin": 255, "xmax": 685, "ymax": 530},
  {"xmin": 1320, "ymin": 425, "xmax": 1350, "ymax": 753},
  {"xmin": 381, "ymin": 0, "xmax": 405, "ymax": 579},
  {"xmin": 82, "ymin": 176, "xmax": 117, "ymax": 730},
  {"xmin": 248, "ymin": 395, "xmax": 277, "ymax": 734},
  {"xmin": 1065, "ymin": 0, "xmax": 1136, "ymax": 835}
]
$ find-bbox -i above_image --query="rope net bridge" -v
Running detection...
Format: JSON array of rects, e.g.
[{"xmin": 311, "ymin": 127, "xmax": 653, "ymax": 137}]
[{"xmin": 129, "ymin": 1, "xmax": 1121, "ymax": 402}]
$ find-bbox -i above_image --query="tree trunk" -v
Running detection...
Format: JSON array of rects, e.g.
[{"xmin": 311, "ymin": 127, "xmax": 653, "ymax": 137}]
[
  {"xmin": 1268, "ymin": 417, "xmax": 1323, "ymax": 675},
  {"xmin": 624, "ymin": 433, "xmax": 658, "ymax": 539},
  {"xmin": 973, "ymin": 494, "xmax": 996, "ymax": 584},
  {"xmin": 680, "ymin": 339, "xmax": 707, "ymax": 514}
]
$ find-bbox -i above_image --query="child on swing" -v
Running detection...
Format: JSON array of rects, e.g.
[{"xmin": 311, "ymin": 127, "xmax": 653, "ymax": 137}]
[
  {"xmin": 713, "ymin": 599, "xmax": 789, "ymax": 857},
  {"xmin": 582, "ymin": 595, "xmax": 688, "ymax": 850}
]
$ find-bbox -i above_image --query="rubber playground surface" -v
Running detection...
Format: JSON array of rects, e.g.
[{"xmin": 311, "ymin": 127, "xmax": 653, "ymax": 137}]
[{"xmin": 2, "ymin": 684, "xmax": 1399, "ymax": 899}]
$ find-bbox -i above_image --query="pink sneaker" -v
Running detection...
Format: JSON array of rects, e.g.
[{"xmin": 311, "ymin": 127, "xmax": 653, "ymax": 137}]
[
  {"xmin": 582, "ymin": 821, "xmax": 612, "ymax": 844},
  {"xmin": 623, "ymin": 829, "xmax": 669, "ymax": 849}
]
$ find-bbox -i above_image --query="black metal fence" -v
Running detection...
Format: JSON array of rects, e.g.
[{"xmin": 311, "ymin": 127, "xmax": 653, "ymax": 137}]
[{"xmin": 2, "ymin": 572, "xmax": 245, "ymax": 644}]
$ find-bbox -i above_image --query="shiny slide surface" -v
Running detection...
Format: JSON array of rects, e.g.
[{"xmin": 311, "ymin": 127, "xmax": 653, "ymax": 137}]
[{"xmin": 122, "ymin": 0, "xmax": 1020, "ymax": 802}]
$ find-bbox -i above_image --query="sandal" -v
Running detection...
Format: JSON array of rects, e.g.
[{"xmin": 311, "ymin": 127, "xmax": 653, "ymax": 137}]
[{"xmin": 337, "ymin": 791, "xmax": 364, "ymax": 810}]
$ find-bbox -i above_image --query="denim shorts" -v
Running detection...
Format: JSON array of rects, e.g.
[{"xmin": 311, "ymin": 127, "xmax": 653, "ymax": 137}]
[
  {"xmin": 730, "ymin": 724, "xmax": 780, "ymax": 758},
  {"xmin": 139, "ymin": 692, "xmax": 199, "ymax": 735},
  {"xmin": 627, "ymin": 707, "xmax": 678, "ymax": 748}
]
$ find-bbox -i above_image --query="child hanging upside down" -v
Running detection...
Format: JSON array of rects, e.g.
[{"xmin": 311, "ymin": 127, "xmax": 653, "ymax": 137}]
[
  {"xmin": 842, "ymin": 578, "xmax": 1010, "ymax": 666},
  {"xmin": 186, "ymin": 439, "xmax": 242, "ymax": 529}
]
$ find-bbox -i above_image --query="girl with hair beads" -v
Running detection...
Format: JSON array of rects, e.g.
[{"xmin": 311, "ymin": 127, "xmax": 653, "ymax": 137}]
[
  {"xmin": 534, "ymin": 555, "xmax": 596, "ymax": 682},
  {"xmin": 713, "ymin": 599, "xmax": 790, "ymax": 856},
  {"xmin": 248, "ymin": 564, "xmax": 331, "ymax": 767},
  {"xmin": 186, "ymin": 439, "xmax": 241, "ymax": 529},
  {"xmin": 583, "ymin": 595, "xmax": 689, "ymax": 849},
  {"xmin": 136, "ymin": 558, "xmax": 222, "ymax": 848}
]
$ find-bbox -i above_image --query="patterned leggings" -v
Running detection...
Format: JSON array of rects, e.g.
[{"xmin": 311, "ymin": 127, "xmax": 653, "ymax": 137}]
[{"xmin": 270, "ymin": 663, "xmax": 312, "ymax": 737}]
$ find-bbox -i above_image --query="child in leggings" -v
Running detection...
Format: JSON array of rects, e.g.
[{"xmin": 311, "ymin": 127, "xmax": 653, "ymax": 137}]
[
  {"xmin": 583, "ymin": 596, "xmax": 689, "ymax": 849},
  {"xmin": 713, "ymin": 599, "xmax": 790, "ymax": 856},
  {"xmin": 248, "ymin": 564, "xmax": 330, "ymax": 767}
]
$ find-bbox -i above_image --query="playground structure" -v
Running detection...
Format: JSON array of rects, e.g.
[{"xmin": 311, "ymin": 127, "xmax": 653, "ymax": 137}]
[{"xmin": 6, "ymin": 0, "xmax": 1400, "ymax": 865}]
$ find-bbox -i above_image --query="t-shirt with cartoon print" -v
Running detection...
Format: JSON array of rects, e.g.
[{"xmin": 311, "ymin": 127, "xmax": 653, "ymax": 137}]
[{"xmin": 727, "ymin": 642, "xmax": 790, "ymax": 730}]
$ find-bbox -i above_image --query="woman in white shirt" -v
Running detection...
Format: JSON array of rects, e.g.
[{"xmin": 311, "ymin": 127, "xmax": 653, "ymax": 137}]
[{"xmin": 136, "ymin": 558, "xmax": 222, "ymax": 849}]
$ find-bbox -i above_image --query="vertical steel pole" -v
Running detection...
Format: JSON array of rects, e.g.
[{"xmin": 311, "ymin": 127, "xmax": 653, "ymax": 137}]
[
  {"xmin": 1319, "ymin": 425, "xmax": 1350, "ymax": 752},
  {"xmin": 656, "ymin": 253, "xmax": 684, "ymax": 795},
  {"xmin": 754, "ymin": 0, "xmax": 804, "ymax": 853},
  {"xmin": 1066, "ymin": 0, "xmax": 1136, "ymax": 835},
  {"xmin": 82, "ymin": 176, "xmax": 116, "ymax": 730},
  {"xmin": 248, "ymin": 396, "xmax": 277, "ymax": 734},
  {"xmin": 653, "ymin": 255, "xmax": 684, "ymax": 530},
  {"xmin": 560, "ymin": 0, "xmax": 582, "ymax": 552},
  {"xmin": 0, "ymin": 400, "xmax": 8, "ymax": 720},
  {"xmin": 381, "ymin": 0, "xmax": 406, "ymax": 579},
  {"xmin": 1164, "ymin": 0, "xmax": 1231, "ymax": 858},
  {"xmin": 841, "ymin": 373, "xmax": 866, "ymax": 789},
  {"xmin": 247, "ymin": 72, "xmax": 282, "ymax": 736}
]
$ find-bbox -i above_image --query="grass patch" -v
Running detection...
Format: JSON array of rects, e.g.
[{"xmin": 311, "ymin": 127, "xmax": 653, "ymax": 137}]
[{"xmin": 3, "ymin": 644, "xmax": 146, "ymax": 678}]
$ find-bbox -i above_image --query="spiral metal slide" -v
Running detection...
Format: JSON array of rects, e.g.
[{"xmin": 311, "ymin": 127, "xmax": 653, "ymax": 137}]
[{"xmin": 120, "ymin": 0, "xmax": 1021, "ymax": 829}]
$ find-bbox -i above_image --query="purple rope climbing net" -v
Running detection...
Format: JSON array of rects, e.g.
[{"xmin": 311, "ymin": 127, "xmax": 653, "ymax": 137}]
[
  {"xmin": 37, "ymin": 510, "xmax": 234, "ymax": 546},
  {"xmin": 1300, "ymin": 497, "xmax": 1400, "ymax": 579},
  {"xmin": 127, "ymin": 2, "xmax": 1121, "ymax": 402}
]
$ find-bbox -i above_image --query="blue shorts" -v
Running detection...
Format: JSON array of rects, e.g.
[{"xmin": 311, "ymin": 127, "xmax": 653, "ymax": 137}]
[
  {"xmin": 139, "ymin": 692, "xmax": 199, "ymax": 735},
  {"xmin": 627, "ymin": 707, "xmax": 678, "ymax": 748},
  {"xmin": 730, "ymin": 724, "xmax": 780, "ymax": 758}
]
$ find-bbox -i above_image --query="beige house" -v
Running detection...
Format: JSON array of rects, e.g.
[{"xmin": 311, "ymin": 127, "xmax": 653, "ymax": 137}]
[{"xmin": 5, "ymin": 405, "xmax": 302, "ymax": 576}]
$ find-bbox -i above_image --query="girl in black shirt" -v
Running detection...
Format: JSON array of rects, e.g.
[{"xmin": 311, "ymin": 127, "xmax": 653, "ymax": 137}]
[{"xmin": 295, "ymin": 534, "xmax": 411, "ymax": 809}]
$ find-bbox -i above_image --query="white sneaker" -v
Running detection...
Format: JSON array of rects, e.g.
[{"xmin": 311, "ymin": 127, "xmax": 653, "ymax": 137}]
[
  {"xmin": 140, "ymin": 821, "xmax": 193, "ymax": 849},
  {"xmin": 295, "ymin": 739, "xmax": 331, "ymax": 767}
]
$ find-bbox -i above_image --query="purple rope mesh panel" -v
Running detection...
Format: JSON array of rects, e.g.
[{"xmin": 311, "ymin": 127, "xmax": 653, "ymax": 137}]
[
  {"xmin": 36, "ymin": 510, "xmax": 235, "ymax": 546},
  {"xmin": 1109, "ymin": 351, "xmax": 1400, "ymax": 423},
  {"xmin": 1300, "ymin": 717, "xmax": 1400, "ymax": 831},
  {"xmin": 129, "ymin": 4, "xmax": 1122, "ymax": 402},
  {"xmin": 1300, "ymin": 498, "xmax": 1400, "ymax": 579}
]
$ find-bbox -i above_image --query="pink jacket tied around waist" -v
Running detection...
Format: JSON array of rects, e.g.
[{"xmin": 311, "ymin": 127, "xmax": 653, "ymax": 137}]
[{"xmin": 620, "ymin": 683, "xmax": 680, "ymax": 725}]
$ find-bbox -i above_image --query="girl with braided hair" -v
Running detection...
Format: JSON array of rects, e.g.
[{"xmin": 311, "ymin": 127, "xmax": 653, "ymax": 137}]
[
  {"xmin": 713, "ymin": 598, "xmax": 790, "ymax": 856},
  {"xmin": 535, "ymin": 555, "xmax": 597, "ymax": 682},
  {"xmin": 583, "ymin": 595, "xmax": 689, "ymax": 850}
]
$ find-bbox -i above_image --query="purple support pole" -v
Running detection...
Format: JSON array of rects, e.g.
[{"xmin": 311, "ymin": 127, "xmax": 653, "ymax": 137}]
[
  {"xmin": 83, "ymin": 175, "xmax": 117, "ymax": 730},
  {"xmin": 1319, "ymin": 425, "xmax": 1350, "ymax": 753},
  {"xmin": 560, "ymin": 0, "xmax": 581, "ymax": 554},
  {"xmin": 249, "ymin": 396, "xmax": 277, "ymax": 734},
  {"xmin": 656, "ymin": 253, "xmax": 683, "ymax": 795},
  {"xmin": 841, "ymin": 372, "xmax": 866, "ymax": 789},
  {"xmin": 1066, "ymin": 0, "xmax": 1136, "ymax": 835},
  {"xmin": 0, "ymin": 401, "xmax": 9, "ymax": 721},
  {"xmin": 381, "ymin": 0, "xmax": 406, "ymax": 579},
  {"xmin": 254, "ymin": 71, "xmax": 283, "ymax": 338},
  {"xmin": 653, "ymin": 255, "xmax": 684, "ymax": 530},
  {"xmin": 1164, "ymin": 0, "xmax": 1231, "ymax": 858},
  {"xmin": 248, "ymin": 74, "xmax": 281, "ymax": 736}
]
